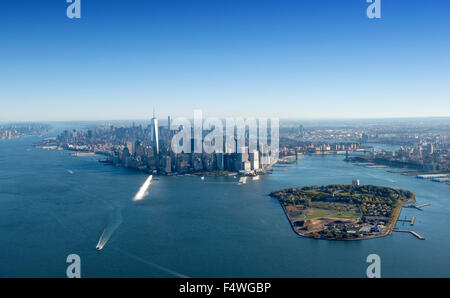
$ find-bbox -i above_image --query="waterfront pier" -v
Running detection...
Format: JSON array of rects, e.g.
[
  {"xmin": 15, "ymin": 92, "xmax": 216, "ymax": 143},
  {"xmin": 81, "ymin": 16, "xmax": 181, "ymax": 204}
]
[
  {"xmin": 404, "ymin": 203, "xmax": 430, "ymax": 211},
  {"xmin": 393, "ymin": 229, "xmax": 425, "ymax": 240},
  {"xmin": 397, "ymin": 216, "xmax": 415, "ymax": 225}
]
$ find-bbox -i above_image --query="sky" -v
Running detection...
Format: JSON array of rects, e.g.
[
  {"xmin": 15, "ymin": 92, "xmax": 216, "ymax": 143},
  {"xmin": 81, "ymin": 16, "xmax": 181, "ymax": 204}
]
[{"xmin": 0, "ymin": 0, "xmax": 449, "ymax": 121}]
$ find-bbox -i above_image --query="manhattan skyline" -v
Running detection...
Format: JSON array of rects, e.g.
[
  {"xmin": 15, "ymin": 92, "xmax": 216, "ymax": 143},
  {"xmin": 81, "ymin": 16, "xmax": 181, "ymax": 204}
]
[{"xmin": 1, "ymin": 0, "xmax": 449, "ymax": 121}]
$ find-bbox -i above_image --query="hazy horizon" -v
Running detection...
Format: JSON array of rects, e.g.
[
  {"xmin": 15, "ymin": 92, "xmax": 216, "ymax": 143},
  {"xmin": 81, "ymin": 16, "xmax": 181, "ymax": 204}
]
[{"xmin": 2, "ymin": 115, "xmax": 450, "ymax": 126}]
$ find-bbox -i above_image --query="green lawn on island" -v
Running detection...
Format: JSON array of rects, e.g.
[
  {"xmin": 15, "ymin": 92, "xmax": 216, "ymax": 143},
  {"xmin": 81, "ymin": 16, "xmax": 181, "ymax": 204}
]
[
  {"xmin": 302, "ymin": 202, "xmax": 361, "ymax": 220},
  {"xmin": 304, "ymin": 208, "xmax": 360, "ymax": 219},
  {"xmin": 304, "ymin": 208, "xmax": 329, "ymax": 219}
]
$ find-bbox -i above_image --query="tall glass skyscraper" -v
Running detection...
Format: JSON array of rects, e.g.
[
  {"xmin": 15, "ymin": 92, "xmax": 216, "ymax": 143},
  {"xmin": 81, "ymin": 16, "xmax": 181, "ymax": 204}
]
[{"xmin": 151, "ymin": 110, "xmax": 159, "ymax": 155}]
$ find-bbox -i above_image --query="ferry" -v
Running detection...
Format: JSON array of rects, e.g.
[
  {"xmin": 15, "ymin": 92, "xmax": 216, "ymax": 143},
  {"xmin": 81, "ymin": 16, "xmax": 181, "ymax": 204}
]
[{"xmin": 238, "ymin": 177, "xmax": 248, "ymax": 184}]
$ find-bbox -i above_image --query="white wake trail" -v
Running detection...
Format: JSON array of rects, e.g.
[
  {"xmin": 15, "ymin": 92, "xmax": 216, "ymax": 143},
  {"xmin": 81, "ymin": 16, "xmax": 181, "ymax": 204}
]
[
  {"xmin": 133, "ymin": 175, "xmax": 153, "ymax": 201},
  {"xmin": 95, "ymin": 175, "xmax": 153, "ymax": 251},
  {"xmin": 96, "ymin": 207, "xmax": 123, "ymax": 250}
]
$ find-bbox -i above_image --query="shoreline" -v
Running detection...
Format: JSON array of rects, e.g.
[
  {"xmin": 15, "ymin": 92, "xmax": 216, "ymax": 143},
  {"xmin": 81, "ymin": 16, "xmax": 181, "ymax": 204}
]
[
  {"xmin": 278, "ymin": 201, "xmax": 409, "ymax": 241},
  {"xmin": 41, "ymin": 147, "xmax": 274, "ymax": 178},
  {"xmin": 272, "ymin": 186, "xmax": 416, "ymax": 241}
]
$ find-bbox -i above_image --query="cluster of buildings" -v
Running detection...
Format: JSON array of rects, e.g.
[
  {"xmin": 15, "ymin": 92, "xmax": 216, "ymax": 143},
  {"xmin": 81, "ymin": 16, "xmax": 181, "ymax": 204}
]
[
  {"xmin": 361, "ymin": 202, "xmax": 392, "ymax": 221},
  {"xmin": 0, "ymin": 129, "xmax": 13, "ymax": 140},
  {"xmin": 279, "ymin": 141, "xmax": 362, "ymax": 158},
  {"xmin": 112, "ymin": 138, "xmax": 269, "ymax": 175},
  {"xmin": 369, "ymin": 142, "xmax": 450, "ymax": 172},
  {"xmin": 0, "ymin": 123, "xmax": 50, "ymax": 140},
  {"xmin": 53, "ymin": 115, "xmax": 275, "ymax": 175},
  {"xmin": 322, "ymin": 220, "xmax": 386, "ymax": 239}
]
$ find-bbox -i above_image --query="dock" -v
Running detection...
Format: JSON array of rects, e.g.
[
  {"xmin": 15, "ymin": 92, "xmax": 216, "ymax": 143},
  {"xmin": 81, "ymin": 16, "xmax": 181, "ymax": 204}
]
[
  {"xmin": 393, "ymin": 229, "xmax": 425, "ymax": 240},
  {"xmin": 397, "ymin": 216, "xmax": 415, "ymax": 225},
  {"xmin": 404, "ymin": 203, "xmax": 430, "ymax": 211}
]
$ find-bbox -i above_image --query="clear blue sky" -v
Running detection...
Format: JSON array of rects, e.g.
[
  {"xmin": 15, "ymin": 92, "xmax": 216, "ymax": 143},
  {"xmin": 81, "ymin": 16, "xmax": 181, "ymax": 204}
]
[{"xmin": 0, "ymin": 0, "xmax": 449, "ymax": 121}]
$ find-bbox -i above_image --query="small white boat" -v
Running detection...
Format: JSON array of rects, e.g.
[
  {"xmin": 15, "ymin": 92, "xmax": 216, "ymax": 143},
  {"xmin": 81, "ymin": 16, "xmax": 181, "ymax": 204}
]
[
  {"xmin": 238, "ymin": 177, "xmax": 247, "ymax": 184},
  {"xmin": 201, "ymin": 176, "xmax": 205, "ymax": 180}
]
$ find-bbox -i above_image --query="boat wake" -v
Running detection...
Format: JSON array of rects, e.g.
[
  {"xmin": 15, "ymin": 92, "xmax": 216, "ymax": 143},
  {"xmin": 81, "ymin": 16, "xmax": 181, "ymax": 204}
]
[
  {"xmin": 133, "ymin": 175, "xmax": 153, "ymax": 201},
  {"xmin": 96, "ymin": 175, "xmax": 154, "ymax": 250},
  {"xmin": 96, "ymin": 206, "xmax": 123, "ymax": 251}
]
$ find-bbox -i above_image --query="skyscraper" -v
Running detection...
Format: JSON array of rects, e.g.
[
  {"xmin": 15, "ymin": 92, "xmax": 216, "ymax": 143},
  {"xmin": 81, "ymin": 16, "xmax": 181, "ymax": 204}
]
[
  {"xmin": 249, "ymin": 150, "xmax": 260, "ymax": 170},
  {"xmin": 216, "ymin": 153, "xmax": 224, "ymax": 171},
  {"xmin": 151, "ymin": 109, "xmax": 159, "ymax": 155},
  {"xmin": 427, "ymin": 143, "xmax": 434, "ymax": 155}
]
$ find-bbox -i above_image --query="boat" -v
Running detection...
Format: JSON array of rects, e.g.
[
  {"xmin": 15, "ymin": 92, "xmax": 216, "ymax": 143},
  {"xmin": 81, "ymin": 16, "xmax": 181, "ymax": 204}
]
[{"xmin": 238, "ymin": 177, "xmax": 247, "ymax": 184}]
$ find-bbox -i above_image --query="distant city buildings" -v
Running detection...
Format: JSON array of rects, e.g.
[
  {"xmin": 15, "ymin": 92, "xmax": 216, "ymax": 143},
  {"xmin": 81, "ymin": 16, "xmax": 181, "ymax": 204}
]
[
  {"xmin": 279, "ymin": 141, "xmax": 362, "ymax": 158},
  {"xmin": 0, "ymin": 123, "xmax": 50, "ymax": 140},
  {"xmin": 366, "ymin": 143, "xmax": 450, "ymax": 172},
  {"xmin": 34, "ymin": 118, "xmax": 450, "ymax": 179},
  {"xmin": 279, "ymin": 120, "xmax": 450, "ymax": 175},
  {"xmin": 42, "ymin": 115, "xmax": 276, "ymax": 176}
]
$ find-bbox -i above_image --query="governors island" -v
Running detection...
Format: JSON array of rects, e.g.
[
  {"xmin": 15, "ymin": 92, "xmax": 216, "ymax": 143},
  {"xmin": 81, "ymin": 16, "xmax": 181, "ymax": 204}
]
[{"xmin": 270, "ymin": 183, "xmax": 416, "ymax": 240}]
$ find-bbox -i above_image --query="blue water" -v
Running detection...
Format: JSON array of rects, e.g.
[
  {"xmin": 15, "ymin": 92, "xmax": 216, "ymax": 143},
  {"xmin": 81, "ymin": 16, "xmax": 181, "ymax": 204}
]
[{"xmin": 0, "ymin": 131, "xmax": 449, "ymax": 277}]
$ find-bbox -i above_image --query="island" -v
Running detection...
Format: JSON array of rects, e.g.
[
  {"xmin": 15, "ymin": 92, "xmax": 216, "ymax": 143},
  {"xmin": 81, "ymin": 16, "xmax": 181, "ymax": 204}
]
[
  {"xmin": 269, "ymin": 184, "xmax": 416, "ymax": 240},
  {"xmin": 34, "ymin": 123, "xmax": 276, "ymax": 177}
]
